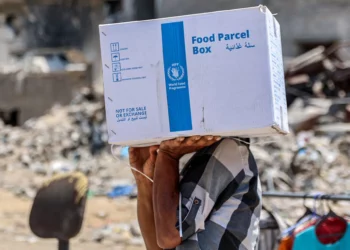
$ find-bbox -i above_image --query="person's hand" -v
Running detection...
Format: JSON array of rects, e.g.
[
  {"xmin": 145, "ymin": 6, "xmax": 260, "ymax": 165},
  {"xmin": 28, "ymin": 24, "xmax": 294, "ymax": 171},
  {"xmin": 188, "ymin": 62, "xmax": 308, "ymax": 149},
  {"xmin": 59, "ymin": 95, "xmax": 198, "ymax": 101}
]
[
  {"xmin": 159, "ymin": 136, "xmax": 221, "ymax": 160},
  {"xmin": 129, "ymin": 146, "xmax": 159, "ymax": 183}
]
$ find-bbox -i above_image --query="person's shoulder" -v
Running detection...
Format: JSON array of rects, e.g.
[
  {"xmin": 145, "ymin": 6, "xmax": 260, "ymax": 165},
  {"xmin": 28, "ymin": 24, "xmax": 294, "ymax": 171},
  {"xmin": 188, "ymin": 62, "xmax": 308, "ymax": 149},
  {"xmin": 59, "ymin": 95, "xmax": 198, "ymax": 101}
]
[
  {"xmin": 187, "ymin": 138, "xmax": 244, "ymax": 173},
  {"xmin": 197, "ymin": 137, "xmax": 242, "ymax": 154},
  {"xmin": 209, "ymin": 138, "xmax": 257, "ymax": 175},
  {"xmin": 212, "ymin": 137, "xmax": 249, "ymax": 154}
]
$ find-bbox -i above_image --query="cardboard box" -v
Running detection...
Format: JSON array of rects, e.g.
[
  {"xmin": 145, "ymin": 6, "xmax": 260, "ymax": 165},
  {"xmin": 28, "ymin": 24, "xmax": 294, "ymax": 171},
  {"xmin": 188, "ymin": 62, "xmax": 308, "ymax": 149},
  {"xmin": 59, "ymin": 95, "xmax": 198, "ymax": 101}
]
[{"xmin": 99, "ymin": 5, "xmax": 289, "ymax": 146}]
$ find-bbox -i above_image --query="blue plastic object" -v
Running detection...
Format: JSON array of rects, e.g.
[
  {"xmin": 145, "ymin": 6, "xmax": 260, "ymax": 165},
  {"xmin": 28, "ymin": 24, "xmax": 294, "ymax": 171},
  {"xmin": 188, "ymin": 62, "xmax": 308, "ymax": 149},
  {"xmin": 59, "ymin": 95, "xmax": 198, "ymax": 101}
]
[
  {"xmin": 120, "ymin": 146, "xmax": 129, "ymax": 159},
  {"xmin": 107, "ymin": 184, "xmax": 135, "ymax": 198}
]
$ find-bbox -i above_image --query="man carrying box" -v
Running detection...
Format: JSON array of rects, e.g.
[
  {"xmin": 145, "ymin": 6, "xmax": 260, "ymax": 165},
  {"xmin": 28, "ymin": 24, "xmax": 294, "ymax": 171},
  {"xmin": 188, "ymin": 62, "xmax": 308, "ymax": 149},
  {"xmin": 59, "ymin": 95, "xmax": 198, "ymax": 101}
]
[{"xmin": 129, "ymin": 136, "xmax": 261, "ymax": 250}]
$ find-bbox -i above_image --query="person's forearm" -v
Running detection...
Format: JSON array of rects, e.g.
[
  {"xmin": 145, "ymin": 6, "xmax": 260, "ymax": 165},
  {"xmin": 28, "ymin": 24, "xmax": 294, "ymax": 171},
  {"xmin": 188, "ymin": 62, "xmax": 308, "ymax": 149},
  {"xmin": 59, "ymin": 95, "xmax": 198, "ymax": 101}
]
[
  {"xmin": 136, "ymin": 182, "xmax": 161, "ymax": 250},
  {"xmin": 153, "ymin": 151, "xmax": 181, "ymax": 249}
]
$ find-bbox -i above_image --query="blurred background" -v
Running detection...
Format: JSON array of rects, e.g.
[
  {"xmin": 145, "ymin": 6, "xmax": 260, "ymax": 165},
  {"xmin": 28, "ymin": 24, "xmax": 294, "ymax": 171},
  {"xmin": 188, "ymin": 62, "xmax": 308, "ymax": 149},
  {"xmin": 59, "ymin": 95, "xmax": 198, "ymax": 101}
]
[{"xmin": 0, "ymin": 0, "xmax": 350, "ymax": 250}]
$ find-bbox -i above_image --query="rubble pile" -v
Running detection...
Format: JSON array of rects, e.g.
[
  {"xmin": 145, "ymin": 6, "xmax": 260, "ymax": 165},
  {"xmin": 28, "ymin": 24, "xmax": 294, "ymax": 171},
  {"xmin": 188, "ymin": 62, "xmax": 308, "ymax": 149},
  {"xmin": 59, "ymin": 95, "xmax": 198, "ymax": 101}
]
[
  {"xmin": 0, "ymin": 87, "xmax": 134, "ymax": 197},
  {"xmin": 0, "ymin": 86, "xmax": 350, "ymax": 197},
  {"xmin": 253, "ymin": 131, "xmax": 350, "ymax": 193},
  {"xmin": 87, "ymin": 221, "xmax": 144, "ymax": 246},
  {"xmin": 258, "ymin": 41, "xmax": 350, "ymax": 194},
  {"xmin": 286, "ymin": 42, "xmax": 350, "ymax": 106},
  {"xmin": 285, "ymin": 42, "xmax": 350, "ymax": 132}
]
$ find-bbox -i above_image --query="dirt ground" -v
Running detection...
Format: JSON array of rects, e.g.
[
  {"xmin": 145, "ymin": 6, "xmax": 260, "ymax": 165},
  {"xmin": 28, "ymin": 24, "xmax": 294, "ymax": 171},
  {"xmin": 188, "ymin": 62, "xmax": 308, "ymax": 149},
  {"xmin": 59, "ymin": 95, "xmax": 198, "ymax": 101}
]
[
  {"xmin": 0, "ymin": 189, "xmax": 145, "ymax": 250},
  {"xmin": 2, "ymin": 186, "xmax": 349, "ymax": 250}
]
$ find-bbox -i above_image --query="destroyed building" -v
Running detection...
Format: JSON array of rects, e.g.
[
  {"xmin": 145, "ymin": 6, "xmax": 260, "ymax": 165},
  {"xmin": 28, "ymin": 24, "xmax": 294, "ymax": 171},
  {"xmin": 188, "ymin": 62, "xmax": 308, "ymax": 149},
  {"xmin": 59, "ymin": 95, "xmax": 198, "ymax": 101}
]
[
  {"xmin": 0, "ymin": 0, "xmax": 100, "ymax": 125},
  {"xmin": 0, "ymin": 48, "xmax": 93, "ymax": 125},
  {"xmin": 0, "ymin": 0, "xmax": 156, "ymax": 125}
]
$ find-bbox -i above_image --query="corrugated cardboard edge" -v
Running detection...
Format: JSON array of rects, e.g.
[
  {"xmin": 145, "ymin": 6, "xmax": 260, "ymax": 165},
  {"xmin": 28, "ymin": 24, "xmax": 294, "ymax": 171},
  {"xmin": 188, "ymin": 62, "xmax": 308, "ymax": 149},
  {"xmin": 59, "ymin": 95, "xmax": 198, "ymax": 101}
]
[
  {"xmin": 261, "ymin": 6, "xmax": 288, "ymax": 136},
  {"xmin": 110, "ymin": 125, "xmax": 290, "ymax": 146},
  {"xmin": 99, "ymin": 5, "xmax": 265, "ymax": 28},
  {"xmin": 271, "ymin": 123, "xmax": 289, "ymax": 135},
  {"xmin": 259, "ymin": 5, "xmax": 268, "ymax": 14}
]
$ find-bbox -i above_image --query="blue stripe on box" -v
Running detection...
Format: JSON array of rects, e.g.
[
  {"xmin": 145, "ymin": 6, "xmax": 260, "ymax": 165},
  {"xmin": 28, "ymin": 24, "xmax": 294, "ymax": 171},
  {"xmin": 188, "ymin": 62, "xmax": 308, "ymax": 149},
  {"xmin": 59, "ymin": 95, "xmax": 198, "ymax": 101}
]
[{"xmin": 161, "ymin": 21, "xmax": 193, "ymax": 132}]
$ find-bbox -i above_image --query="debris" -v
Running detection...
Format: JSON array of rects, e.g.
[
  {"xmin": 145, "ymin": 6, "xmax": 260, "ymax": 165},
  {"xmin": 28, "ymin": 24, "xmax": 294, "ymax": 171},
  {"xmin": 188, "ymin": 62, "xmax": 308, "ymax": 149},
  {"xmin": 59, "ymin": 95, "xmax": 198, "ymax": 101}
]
[
  {"xmin": 50, "ymin": 160, "xmax": 75, "ymax": 174},
  {"xmin": 92, "ymin": 223, "xmax": 134, "ymax": 244},
  {"xmin": 1, "ymin": 83, "xmax": 350, "ymax": 197},
  {"xmin": 129, "ymin": 237, "xmax": 144, "ymax": 246},
  {"xmin": 286, "ymin": 46, "xmax": 326, "ymax": 77},
  {"xmin": 107, "ymin": 185, "xmax": 136, "ymax": 199},
  {"xmin": 95, "ymin": 211, "xmax": 108, "ymax": 220},
  {"xmin": 286, "ymin": 42, "xmax": 350, "ymax": 112},
  {"xmin": 0, "ymin": 87, "xmax": 134, "ymax": 197},
  {"xmin": 130, "ymin": 221, "xmax": 141, "ymax": 237},
  {"xmin": 14, "ymin": 235, "xmax": 38, "ymax": 244}
]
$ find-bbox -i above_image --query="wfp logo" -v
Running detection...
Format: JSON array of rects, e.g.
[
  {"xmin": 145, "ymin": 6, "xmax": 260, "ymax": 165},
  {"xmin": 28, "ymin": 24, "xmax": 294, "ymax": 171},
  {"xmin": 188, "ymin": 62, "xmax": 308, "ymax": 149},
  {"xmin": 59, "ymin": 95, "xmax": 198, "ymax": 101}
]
[{"xmin": 167, "ymin": 63, "xmax": 185, "ymax": 81}]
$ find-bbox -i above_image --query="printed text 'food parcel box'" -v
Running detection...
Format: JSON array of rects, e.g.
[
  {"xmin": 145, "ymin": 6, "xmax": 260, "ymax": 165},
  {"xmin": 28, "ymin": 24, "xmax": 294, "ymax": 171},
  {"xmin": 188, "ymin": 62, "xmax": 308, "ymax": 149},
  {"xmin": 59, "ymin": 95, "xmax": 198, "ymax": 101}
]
[{"xmin": 99, "ymin": 5, "xmax": 289, "ymax": 146}]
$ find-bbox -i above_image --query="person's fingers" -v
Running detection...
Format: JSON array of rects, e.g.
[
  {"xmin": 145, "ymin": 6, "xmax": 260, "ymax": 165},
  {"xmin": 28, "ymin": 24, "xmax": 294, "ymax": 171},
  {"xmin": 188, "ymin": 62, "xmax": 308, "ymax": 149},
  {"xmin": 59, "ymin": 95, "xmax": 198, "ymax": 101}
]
[
  {"xmin": 143, "ymin": 146, "xmax": 158, "ymax": 177},
  {"xmin": 149, "ymin": 145, "xmax": 160, "ymax": 153},
  {"xmin": 188, "ymin": 135, "xmax": 219, "ymax": 145},
  {"xmin": 149, "ymin": 145, "xmax": 159, "ymax": 163},
  {"xmin": 185, "ymin": 136, "xmax": 201, "ymax": 145},
  {"xmin": 128, "ymin": 148, "xmax": 143, "ymax": 171},
  {"xmin": 176, "ymin": 137, "xmax": 185, "ymax": 142},
  {"xmin": 196, "ymin": 138, "xmax": 208, "ymax": 146},
  {"xmin": 196, "ymin": 136, "xmax": 216, "ymax": 147},
  {"xmin": 143, "ymin": 160, "xmax": 155, "ymax": 178},
  {"xmin": 128, "ymin": 147, "xmax": 138, "ymax": 160},
  {"xmin": 161, "ymin": 137, "xmax": 183, "ymax": 149},
  {"xmin": 171, "ymin": 137, "xmax": 185, "ymax": 146},
  {"xmin": 205, "ymin": 136, "xmax": 214, "ymax": 141},
  {"xmin": 161, "ymin": 136, "xmax": 221, "ymax": 151}
]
